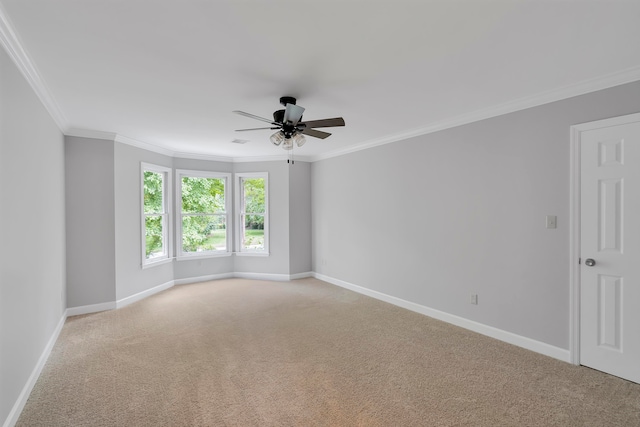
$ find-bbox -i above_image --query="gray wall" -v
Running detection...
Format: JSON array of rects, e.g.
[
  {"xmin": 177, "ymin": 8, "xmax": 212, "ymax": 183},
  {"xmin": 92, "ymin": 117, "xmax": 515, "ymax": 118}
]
[
  {"xmin": 114, "ymin": 142, "xmax": 174, "ymax": 300},
  {"xmin": 0, "ymin": 47, "xmax": 66, "ymax": 424},
  {"xmin": 312, "ymin": 81, "xmax": 640, "ymax": 350},
  {"xmin": 232, "ymin": 161, "xmax": 291, "ymax": 275},
  {"xmin": 64, "ymin": 139, "xmax": 178, "ymax": 304},
  {"xmin": 65, "ymin": 136, "xmax": 116, "ymax": 307},
  {"xmin": 289, "ymin": 162, "xmax": 312, "ymax": 275},
  {"xmin": 64, "ymin": 148, "xmax": 311, "ymax": 304}
]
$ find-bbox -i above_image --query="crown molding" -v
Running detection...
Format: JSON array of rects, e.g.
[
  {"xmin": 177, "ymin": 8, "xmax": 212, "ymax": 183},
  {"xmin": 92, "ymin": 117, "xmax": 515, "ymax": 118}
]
[
  {"xmin": 113, "ymin": 134, "xmax": 176, "ymax": 157},
  {"xmin": 66, "ymin": 128, "xmax": 177, "ymax": 158},
  {"xmin": 0, "ymin": 3, "xmax": 68, "ymax": 132},
  {"xmin": 65, "ymin": 128, "xmax": 304, "ymax": 163},
  {"xmin": 65, "ymin": 128, "xmax": 117, "ymax": 142},
  {"xmin": 173, "ymin": 151, "xmax": 311, "ymax": 163},
  {"xmin": 3, "ymin": 0, "xmax": 637, "ymax": 165},
  {"xmin": 232, "ymin": 154, "xmax": 312, "ymax": 163},
  {"xmin": 310, "ymin": 66, "xmax": 640, "ymax": 162},
  {"xmin": 61, "ymin": 66, "xmax": 640, "ymax": 164},
  {"xmin": 173, "ymin": 150, "xmax": 239, "ymax": 163}
]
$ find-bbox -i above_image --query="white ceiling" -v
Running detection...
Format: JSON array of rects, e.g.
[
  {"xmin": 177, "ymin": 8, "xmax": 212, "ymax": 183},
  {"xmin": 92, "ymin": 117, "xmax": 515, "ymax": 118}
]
[{"xmin": 1, "ymin": 0, "xmax": 640, "ymax": 161}]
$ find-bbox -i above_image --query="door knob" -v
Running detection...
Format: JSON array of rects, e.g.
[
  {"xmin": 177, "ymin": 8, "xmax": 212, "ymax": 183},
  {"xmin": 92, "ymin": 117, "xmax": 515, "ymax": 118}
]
[{"xmin": 585, "ymin": 258, "xmax": 596, "ymax": 267}]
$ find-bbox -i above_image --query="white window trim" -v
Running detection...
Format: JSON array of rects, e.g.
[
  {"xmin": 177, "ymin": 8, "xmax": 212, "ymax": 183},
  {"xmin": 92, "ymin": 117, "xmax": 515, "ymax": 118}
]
[
  {"xmin": 176, "ymin": 169, "xmax": 232, "ymax": 259},
  {"xmin": 235, "ymin": 172, "xmax": 269, "ymax": 256},
  {"xmin": 141, "ymin": 162, "xmax": 173, "ymax": 268}
]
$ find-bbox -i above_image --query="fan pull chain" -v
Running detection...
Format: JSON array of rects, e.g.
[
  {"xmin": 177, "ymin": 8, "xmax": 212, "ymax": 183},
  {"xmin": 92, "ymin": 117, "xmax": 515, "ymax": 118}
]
[{"xmin": 287, "ymin": 142, "xmax": 295, "ymax": 164}]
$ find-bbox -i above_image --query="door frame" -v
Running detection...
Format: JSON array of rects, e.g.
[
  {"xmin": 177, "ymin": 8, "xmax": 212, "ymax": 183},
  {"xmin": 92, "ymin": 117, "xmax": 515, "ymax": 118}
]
[{"xmin": 569, "ymin": 112, "xmax": 640, "ymax": 366}]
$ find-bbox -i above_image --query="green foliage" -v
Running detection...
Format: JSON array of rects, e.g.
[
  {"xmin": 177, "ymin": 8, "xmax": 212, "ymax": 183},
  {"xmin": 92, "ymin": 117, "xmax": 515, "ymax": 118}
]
[
  {"xmin": 143, "ymin": 174, "xmax": 267, "ymax": 256},
  {"xmin": 144, "ymin": 171, "xmax": 164, "ymax": 257},
  {"xmin": 182, "ymin": 215, "xmax": 226, "ymax": 252},
  {"xmin": 243, "ymin": 178, "xmax": 265, "ymax": 230},
  {"xmin": 145, "ymin": 216, "xmax": 164, "ymax": 257},
  {"xmin": 243, "ymin": 229, "xmax": 264, "ymax": 249},
  {"xmin": 144, "ymin": 171, "xmax": 163, "ymax": 214},
  {"xmin": 181, "ymin": 177, "xmax": 225, "ymax": 214},
  {"xmin": 181, "ymin": 177, "xmax": 226, "ymax": 251}
]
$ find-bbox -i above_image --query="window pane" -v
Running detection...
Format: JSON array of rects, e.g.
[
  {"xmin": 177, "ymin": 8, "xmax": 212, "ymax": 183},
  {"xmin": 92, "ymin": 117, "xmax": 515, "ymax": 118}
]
[
  {"xmin": 243, "ymin": 178, "xmax": 265, "ymax": 213},
  {"xmin": 143, "ymin": 171, "xmax": 164, "ymax": 214},
  {"xmin": 145, "ymin": 215, "xmax": 164, "ymax": 258},
  {"xmin": 182, "ymin": 215, "xmax": 226, "ymax": 252},
  {"xmin": 238, "ymin": 176, "xmax": 266, "ymax": 253},
  {"xmin": 243, "ymin": 214, "xmax": 265, "ymax": 250},
  {"xmin": 181, "ymin": 176, "xmax": 225, "ymax": 214}
]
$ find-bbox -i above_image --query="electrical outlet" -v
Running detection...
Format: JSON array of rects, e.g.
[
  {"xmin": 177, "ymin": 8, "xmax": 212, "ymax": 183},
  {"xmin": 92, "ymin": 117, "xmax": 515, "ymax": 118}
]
[
  {"xmin": 470, "ymin": 294, "xmax": 478, "ymax": 305},
  {"xmin": 546, "ymin": 215, "xmax": 557, "ymax": 229}
]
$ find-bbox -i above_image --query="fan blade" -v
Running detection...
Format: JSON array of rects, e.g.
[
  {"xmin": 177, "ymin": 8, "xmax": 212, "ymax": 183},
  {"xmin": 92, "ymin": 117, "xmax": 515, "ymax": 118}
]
[
  {"xmin": 233, "ymin": 110, "xmax": 278, "ymax": 125},
  {"xmin": 298, "ymin": 117, "xmax": 345, "ymax": 129},
  {"xmin": 283, "ymin": 104, "xmax": 305, "ymax": 125},
  {"xmin": 300, "ymin": 128, "xmax": 331, "ymax": 139},
  {"xmin": 235, "ymin": 127, "xmax": 280, "ymax": 132}
]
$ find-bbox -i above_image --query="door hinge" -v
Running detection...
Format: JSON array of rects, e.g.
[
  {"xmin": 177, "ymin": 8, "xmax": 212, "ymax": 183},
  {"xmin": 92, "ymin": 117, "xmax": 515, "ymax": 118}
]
[{"xmin": 578, "ymin": 258, "xmax": 581, "ymax": 265}]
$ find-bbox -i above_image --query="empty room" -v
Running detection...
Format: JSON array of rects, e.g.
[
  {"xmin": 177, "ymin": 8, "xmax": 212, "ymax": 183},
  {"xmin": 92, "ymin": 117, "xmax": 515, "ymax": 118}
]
[{"xmin": 1, "ymin": 0, "xmax": 640, "ymax": 425}]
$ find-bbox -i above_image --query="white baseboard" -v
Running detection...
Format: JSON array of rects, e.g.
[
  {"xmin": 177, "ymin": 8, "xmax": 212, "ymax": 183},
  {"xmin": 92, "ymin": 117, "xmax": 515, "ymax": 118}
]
[
  {"xmin": 313, "ymin": 273, "xmax": 571, "ymax": 363},
  {"xmin": 66, "ymin": 281, "xmax": 175, "ymax": 316},
  {"xmin": 63, "ymin": 273, "xmax": 570, "ymax": 363},
  {"xmin": 5, "ymin": 271, "xmax": 571, "ymax": 427},
  {"xmin": 116, "ymin": 280, "xmax": 174, "ymax": 309},
  {"xmin": 174, "ymin": 272, "xmax": 234, "ymax": 286},
  {"xmin": 3, "ymin": 311, "xmax": 67, "ymax": 427},
  {"xmin": 66, "ymin": 272, "xmax": 311, "ymax": 317},
  {"xmin": 66, "ymin": 301, "xmax": 116, "ymax": 317},
  {"xmin": 176, "ymin": 271, "xmax": 308, "ymax": 285},
  {"xmin": 233, "ymin": 271, "xmax": 313, "ymax": 281},
  {"xmin": 67, "ymin": 281, "xmax": 175, "ymax": 316},
  {"xmin": 66, "ymin": 271, "xmax": 311, "ymax": 316},
  {"xmin": 233, "ymin": 271, "xmax": 291, "ymax": 281}
]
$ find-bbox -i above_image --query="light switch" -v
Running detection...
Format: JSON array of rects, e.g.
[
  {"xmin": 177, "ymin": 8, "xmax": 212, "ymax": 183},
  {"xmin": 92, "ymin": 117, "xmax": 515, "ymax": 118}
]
[{"xmin": 546, "ymin": 215, "xmax": 557, "ymax": 229}]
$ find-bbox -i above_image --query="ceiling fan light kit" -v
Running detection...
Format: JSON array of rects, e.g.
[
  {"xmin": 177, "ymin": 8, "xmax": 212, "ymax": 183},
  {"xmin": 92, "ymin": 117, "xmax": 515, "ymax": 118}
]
[
  {"xmin": 270, "ymin": 130, "xmax": 285, "ymax": 147},
  {"xmin": 234, "ymin": 96, "xmax": 345, "ymax": 151},
  {"xmin": 292, "ymin": 133, "xmax": 306, "ymax": 147},
  {"xmin": 282, "ymin": 138, "xmax": 294, "ymax": 151}
]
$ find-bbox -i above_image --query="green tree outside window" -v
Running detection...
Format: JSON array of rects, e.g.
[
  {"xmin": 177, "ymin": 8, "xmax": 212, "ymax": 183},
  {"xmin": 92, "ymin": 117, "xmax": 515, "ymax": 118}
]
[
  {"xmin": 143, "ymin": 170, "xmax": 166, "ymax": 258},
  {"xmin": 180, "ymin": 176, "xmax": 227, "ymax": 252},
  {"xmin": 240, "ymin": 177, "xmax": 265, "ymax": 250}
]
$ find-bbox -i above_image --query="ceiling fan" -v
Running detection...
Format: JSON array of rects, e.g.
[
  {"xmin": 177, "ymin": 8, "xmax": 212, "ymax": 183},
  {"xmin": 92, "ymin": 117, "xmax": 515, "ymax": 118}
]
[{"xmin": 233, "ymin": 96, "xmax": 345, "ymax": 150}]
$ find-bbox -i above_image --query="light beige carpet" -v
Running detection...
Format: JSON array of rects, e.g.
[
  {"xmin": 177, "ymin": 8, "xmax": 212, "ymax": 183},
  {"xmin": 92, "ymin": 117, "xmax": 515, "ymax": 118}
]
[{"xmin": 17, "ymin": 278, "xmax": 640, "ymax": 426}]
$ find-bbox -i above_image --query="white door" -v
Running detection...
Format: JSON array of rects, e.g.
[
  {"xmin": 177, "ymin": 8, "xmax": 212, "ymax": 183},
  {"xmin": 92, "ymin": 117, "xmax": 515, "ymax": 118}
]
[{"xmin": 579, "ymin": 114, "xmax": 640, "ymax": 384}]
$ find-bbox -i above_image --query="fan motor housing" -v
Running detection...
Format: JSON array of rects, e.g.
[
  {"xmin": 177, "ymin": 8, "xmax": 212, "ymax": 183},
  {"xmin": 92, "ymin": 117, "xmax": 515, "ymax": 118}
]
[
  {"xmin": 279, "ymin": 96, "xmax": 296, "ymax": 106},
  {"xmin": 273, "ymin": 109, "xmax": 299, "ymax": 138},
  {"xmin": 273, "ymin": 109, "xmax": 285, "ymax": 123}
]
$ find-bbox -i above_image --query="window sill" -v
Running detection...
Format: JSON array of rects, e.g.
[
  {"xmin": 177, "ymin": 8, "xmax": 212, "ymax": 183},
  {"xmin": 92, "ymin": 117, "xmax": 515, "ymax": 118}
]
[
  {"xmin": 176, "ymin": 252, "xmax": 233, "ymax": 261},
  {"xmin": 142, "ymin": 257, "xmax": 174, "ymax": 269},
  {"xmin": 234, "ymin": 252, "xmax": 270, "ymax": 257}
]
